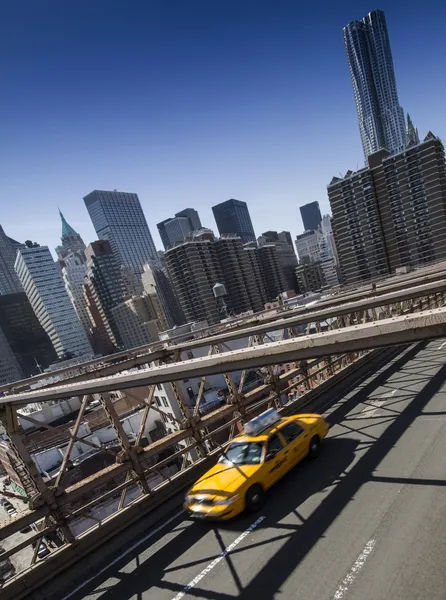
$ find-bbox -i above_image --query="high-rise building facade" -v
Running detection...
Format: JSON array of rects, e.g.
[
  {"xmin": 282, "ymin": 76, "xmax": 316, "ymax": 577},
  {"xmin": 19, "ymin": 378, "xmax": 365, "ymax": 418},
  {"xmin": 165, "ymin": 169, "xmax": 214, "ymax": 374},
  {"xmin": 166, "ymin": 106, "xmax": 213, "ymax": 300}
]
[
  {"xmin": 141, "ymin": 263, "xmax": 185, "ymax": 328},
  {"xmin": 111, "ymin": 296, "xmax": 160, "ymax": 350},
  {"xmin": 0, "ymin": 226, "xmax": 23, "ymax": 296},
  {"xmin": 214, "ymin": 235, "xmax": 265, "ymax": 314},
  {"xmin": 256, "ymin": 245, "xmax": 287, "ymax": 301},
  {"xmin": 258, "ymin": 231, "xmax": 298, "ymax": 292},
  {"xmin": 14, "ymin": 245, "xmax": 93, "ymax": 359},
  {"xmin": 84, "ymin": 190, "xmax": 157, "ymax": 276},
  {"xmin": 343, "ymin": 9, "xmax": 406, "ymax": 160},
  {"xmin": 212, "ymin": 199, "xmax": 256, "ymax": 244},
  {"xmin": 0, "ymin": 293, "xmax": 57, "ymax": 377},
  {"xmin": 157, "ymin": 209, "xmax": 203, "ymax": 250},
  {"xmin": 60, "ymin": 252, "xmax": 92, "ymax": 341},
  {"xmin": 299, "ymin": 202, "xmax": 322, "ymax": 232},
  {"xmin": 328, "ymin": 133, "xmax": 446, "ymax": 284},
  {"xmin": 165, "ymin": 237, "xmax": 222, "ymax": 324},
  {"xmin": 0, "ymin": 327, "xmax": 22, "ymax": 386},
  {"xmin": 84, "ymin": 240, "xmax": 127, "ymax": 351}
]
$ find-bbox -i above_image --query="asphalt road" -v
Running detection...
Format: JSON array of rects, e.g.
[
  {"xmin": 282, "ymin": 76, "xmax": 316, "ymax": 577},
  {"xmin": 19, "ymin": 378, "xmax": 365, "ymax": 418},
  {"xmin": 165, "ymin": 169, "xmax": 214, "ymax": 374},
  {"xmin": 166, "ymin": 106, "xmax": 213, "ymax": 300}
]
[{"xmin": 62, "ymin": 340, "xmax": 446, "ymax": 600}]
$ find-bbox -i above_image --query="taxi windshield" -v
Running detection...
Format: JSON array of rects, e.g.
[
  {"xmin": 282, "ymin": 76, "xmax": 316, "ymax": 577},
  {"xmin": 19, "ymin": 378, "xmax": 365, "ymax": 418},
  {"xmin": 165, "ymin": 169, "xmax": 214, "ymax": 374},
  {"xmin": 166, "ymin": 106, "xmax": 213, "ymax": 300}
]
[{"xmin": 218, "ymin": 442, "xmax": 264, "ymax": 465}]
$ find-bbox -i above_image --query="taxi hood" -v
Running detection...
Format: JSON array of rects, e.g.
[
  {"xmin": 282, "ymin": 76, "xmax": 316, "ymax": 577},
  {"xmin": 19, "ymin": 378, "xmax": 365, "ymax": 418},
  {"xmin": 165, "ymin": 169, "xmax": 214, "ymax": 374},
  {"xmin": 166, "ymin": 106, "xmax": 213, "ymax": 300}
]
[{"xmin": 191, "ymin": 462, "xmax": 260, "ymax": 496}]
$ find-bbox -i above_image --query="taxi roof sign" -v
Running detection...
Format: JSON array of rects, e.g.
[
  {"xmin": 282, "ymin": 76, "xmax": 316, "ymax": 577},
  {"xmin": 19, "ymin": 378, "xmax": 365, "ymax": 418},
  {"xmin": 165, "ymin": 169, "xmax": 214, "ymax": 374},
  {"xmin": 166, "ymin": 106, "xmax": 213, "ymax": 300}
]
[{"xmin": 244, "ymin": 408, "xmax": 281, "ymax": 436}]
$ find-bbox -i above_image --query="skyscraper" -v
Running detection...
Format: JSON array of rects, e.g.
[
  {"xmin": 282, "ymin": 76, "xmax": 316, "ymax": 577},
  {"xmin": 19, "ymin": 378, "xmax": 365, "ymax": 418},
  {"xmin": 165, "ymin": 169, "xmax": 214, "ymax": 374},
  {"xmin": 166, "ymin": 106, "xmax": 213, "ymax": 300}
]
[
  {"xmin": 343, "ymin": 9, "xmax": 407, "ymax": 160},
  {"xmin": 141, "ymin": 262, "xmax": 185, "ymax": 328},
  {"xmin": 165, "ymin": 236, "xmax": 222, "ymax": 324},
  {"xmin": 0, "ymin": 327, "xmax": 22, "ymax": 386},
  {"xmin": 60, "ymin": 251, "xmax": 92, "ymax": 341},
  {"xmin": 14, "ymin": 245, "xmax": 93, "ymax": 359},
  {"xmin": 0, "ymin": 293, "xmax": 57, "ymax": 377},
  {"xmin": 299, "ymin": 202, "xmax": 322, "ymax": 232},
  {"xmin": 0, "ymin": 226, "xmax": 23, "ymax": 296},
  {"xmin": 212, "ymin": 199, "xmax": 256, "ymax": 244},
  {"xmin": 157, "ymin": 208, "xmax": 203, "ymax": 250},
  {"xmin": 256, "ymin": 245, "xmax": 287, "ymax": 301},
  {"xmin": 258, "ymin": 231, "xmax": 298, "ymax": 292},
  {"xmin": 84, "ymin": 190, "xmax": 157, "ymax": 276},
  {"xmin": 327, "ymin": 133, "xmax": 446, "ymax": 284},
  {"xmin": 214, "ymin": 235, "xmax": 265, "ymax": 314},
  {"xmin": 56, "ymin": 210, "xmax": 86, "ymax": 259},
  {"xmin": 84, "ymin": 240, "xmax": 128, "ymax": 352}
]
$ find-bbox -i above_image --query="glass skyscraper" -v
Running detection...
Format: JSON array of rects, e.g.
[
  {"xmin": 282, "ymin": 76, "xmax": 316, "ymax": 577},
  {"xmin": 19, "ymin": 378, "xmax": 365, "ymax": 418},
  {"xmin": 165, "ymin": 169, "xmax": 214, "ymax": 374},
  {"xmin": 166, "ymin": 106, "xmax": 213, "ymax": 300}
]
[
  {"xmin": 84, "ymin": 190, "xmax": 158, "ymax": 276},
  {"xmin": 343, "ymin": 9, "xmax": 407, "ymax": 160},
  {"xmin": 212, "ymin": 199, "xmax": 256, "ymax": 244}
]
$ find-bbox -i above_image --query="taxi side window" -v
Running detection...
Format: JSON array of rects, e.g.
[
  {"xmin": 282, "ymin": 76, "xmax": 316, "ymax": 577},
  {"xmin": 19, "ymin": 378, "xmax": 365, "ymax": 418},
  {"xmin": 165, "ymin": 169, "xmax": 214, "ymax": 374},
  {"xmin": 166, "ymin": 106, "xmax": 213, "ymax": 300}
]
[
  {"xmin": 279, "ymin": 422, "xmax": 304, "ymax": 444},
  {"xmin": 267, "ymin": 434, "xmax": 284, "ymax": 456}
]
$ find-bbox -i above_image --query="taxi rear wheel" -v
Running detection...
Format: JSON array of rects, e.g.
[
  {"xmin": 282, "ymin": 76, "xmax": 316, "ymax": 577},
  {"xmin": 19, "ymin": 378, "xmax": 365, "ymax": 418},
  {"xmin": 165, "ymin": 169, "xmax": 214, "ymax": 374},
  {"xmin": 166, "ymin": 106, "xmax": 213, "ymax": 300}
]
[
  {"xmin": 309, "ymin": 435, "xmax": 320, "ymax": 458},
  {"xmin": 245, "ymin": 485, "xmax": 265, "ymax": 511}
]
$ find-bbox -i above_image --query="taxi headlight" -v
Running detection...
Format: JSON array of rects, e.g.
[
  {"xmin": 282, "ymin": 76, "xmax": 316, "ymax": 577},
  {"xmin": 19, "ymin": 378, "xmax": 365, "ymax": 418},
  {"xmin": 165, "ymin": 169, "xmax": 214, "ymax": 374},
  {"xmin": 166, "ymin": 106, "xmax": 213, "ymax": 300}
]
[
  {"xmin": 213, "ymin": 494, "xmax": 240, "ymax": 506},
  {"xmin": 185, "ymin": 495, "xmax": 194, "ymax": 504}
]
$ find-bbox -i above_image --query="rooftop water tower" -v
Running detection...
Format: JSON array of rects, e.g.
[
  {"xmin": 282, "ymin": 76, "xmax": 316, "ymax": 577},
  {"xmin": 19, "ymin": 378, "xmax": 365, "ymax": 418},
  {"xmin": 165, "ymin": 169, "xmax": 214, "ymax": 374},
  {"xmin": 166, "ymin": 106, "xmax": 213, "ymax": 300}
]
[{"xmin": 213, "ymin": 282, "xmax": 229, "ymax": 319}]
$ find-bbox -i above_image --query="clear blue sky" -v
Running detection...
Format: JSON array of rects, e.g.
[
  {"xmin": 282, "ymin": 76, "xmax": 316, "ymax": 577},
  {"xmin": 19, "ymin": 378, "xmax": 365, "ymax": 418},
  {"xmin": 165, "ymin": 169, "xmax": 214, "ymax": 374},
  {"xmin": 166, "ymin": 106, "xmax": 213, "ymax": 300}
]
[{"xmin": 1, "ymin": 0, "xmax": 445, "ymax": 254}]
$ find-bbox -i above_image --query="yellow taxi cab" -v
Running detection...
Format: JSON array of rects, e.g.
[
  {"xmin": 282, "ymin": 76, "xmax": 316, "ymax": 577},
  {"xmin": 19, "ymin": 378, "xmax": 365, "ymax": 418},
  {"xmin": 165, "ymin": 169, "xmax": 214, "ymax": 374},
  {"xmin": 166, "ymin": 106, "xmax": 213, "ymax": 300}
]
[{"xmin": 184, "ymin": 408, "xmax": 329, "ymax": 520}]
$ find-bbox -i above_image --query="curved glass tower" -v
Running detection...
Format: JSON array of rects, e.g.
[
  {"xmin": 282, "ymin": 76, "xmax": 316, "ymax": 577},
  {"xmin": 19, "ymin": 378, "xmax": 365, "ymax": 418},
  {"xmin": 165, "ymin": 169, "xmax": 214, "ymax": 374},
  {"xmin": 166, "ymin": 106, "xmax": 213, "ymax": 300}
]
[{"xmin": 343, "ymin": 9, "xmax": 407, "ymax": 161}]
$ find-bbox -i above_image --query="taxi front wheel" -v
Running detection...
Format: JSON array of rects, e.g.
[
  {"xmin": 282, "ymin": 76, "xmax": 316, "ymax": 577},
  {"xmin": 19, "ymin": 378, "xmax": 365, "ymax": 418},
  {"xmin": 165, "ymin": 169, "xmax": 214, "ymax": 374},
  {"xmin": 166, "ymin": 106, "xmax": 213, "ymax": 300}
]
[
  {"xmin": 309, "ymin": 436, "xmax": 320, "ymax": 458},
  {"xmin": 245, "ymin": 485, "xmax": 265, "ymax": 511}
]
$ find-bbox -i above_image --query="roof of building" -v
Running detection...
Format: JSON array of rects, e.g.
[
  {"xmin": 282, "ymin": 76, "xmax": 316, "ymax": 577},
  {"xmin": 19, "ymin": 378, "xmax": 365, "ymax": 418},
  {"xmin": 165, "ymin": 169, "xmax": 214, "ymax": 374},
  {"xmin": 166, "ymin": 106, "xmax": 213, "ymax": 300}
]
[{"xmin": 59, "ymin": 209, "xmax": 79, "ymax": 239}]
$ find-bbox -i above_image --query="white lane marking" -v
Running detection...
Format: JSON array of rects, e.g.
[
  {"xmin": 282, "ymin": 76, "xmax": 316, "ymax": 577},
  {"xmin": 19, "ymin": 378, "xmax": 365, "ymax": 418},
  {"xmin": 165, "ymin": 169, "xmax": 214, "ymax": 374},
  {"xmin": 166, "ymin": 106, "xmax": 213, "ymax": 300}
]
[
  {"xmin": 333, "ymin": 539, "xmax": 376, "ymax": 599},
  {"xmin": 357, "ymin": 389, "xmax": 397, "ymax": 419},
  {"xmin": 60, "ymin": 509, "xmax": 185, "ymax": 600},
  {"xmin": 439, "ymin": 341, "xmax": 446, "ymax": 350},
  {"xmin": 172, "ymin": 515, "xmax": 265, "ymax": 600}
]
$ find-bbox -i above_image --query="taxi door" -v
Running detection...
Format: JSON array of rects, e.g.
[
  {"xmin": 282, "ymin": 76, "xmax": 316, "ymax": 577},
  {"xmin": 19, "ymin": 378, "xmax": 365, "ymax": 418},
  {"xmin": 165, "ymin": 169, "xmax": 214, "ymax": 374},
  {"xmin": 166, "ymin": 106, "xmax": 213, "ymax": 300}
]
[
  {"xmin": 277, "ymin": 421, "xmax": 307, "ymax": 470},
  {"xmin": 263, "ymin": 433, "xmax": 289, "ymax": 488}
]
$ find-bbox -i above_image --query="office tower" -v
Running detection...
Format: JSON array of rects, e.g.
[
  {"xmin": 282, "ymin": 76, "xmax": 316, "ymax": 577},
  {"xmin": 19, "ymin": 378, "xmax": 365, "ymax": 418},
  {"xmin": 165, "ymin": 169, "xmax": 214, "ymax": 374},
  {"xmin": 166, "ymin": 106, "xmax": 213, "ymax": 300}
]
[
  {"xmin": 0, "ymin": 327, "xmax": 22, "ymax": 385},
  {"xmin": 212, "ymin": 199, "xmax": 256, "ymax": 244},
  {"xmin": 165, "ymin": 237, "xmax": 222, "ymax": 324},
  {"xmin": 84, "ymin": 190, "xmax": 157, "ymax": 276},
  {"xmin": 256, "ymin": 245, "xmax": 287, "ymax": 301},
  {"xmin": 141, "ymin": 263, "xmax": 185, "ymax": 328},
  {"xmin": 343, "ymin": 9, "xmax": 406, "ymax": 160},
  {"xmin": 328, "ymin": 133, "xmax": 446, "ymax": 284},
  {"xmin": 56, "ymin": 210, "xmax": 86, "ymax": 259},
  {"xmin": 175, "ymin": 208, "xmax": 202, "ymax": 231},
  {"xmin": 157, "ymin": 219, "xmax": 172, "ymax": 252},
  {"xmin": 299, "ymin": 202, "xmax": 322, "ymax": 232},
  {"xmin": 157, "ymin": 208, "xmax": 203, "ymax": 250},
  {"xmin": 258, "ymin": 231, "xmax": 298, "ymax": 292},
  {"xmin": 214, "ymin": 235, "xmax": 264, "ymax": 314},
  {"xmin": 111, "ymin": 297, "xmax": 160, "ymax": 349},
  {"xmin": 0, "ymin": 225, "xmax": 23, "ymax": 296},
  {"xmin": 14, "ymin": 245, "xmax": 93, "ymax": 359},
  {"xmin": 165, "ymin": 217, "xmax": 193, "ymax": 247},
  {"xmin": 60, "ymin": 252, "xmax": 92, "ymax": 341},
  {"xmin": 84, "ymin": 240, "xmax": 127, "ymax": 351},
  {"xmin": 0, "ymin": 293, "xmax": 57, "ymax": 377}
]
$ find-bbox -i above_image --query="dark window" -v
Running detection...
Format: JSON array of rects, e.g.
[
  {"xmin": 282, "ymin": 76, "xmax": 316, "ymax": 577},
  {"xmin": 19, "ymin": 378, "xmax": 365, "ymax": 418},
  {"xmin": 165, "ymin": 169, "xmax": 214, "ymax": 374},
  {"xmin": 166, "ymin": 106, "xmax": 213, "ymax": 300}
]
[
  {"xmin": 267, "ymin": 434, "xmax": 283, "ymax": 455},
  {"xmin": 279, "ymin": 422, "xmax": 304, "ymax": 444}
]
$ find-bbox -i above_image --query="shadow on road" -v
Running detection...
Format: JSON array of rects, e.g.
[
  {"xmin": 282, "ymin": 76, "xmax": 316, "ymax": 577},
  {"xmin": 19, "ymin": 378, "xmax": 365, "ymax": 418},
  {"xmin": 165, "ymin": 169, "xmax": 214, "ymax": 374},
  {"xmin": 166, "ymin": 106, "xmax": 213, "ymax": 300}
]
[{"xmin": 66, "ymin": 341, "xmax": 446, "ymax": 600}]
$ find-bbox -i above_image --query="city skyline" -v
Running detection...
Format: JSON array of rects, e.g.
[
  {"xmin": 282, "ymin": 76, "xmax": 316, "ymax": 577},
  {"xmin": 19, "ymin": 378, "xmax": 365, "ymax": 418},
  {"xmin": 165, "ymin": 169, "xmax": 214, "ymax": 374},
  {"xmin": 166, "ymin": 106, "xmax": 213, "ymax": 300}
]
[{"xmin": 2, "ymin": 2, "xmax": 444, "ymax": 255}]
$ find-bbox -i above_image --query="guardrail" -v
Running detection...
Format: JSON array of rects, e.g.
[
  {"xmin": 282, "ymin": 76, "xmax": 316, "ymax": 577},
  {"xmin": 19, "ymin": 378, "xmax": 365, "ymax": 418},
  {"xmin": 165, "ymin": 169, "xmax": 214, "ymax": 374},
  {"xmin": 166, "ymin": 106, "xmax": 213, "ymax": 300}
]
[
  {"xmin": 1, "ymin": 344, "xmax": 399, "ymax": 600},
  {"xmin": 0, "ymin": 283, "xmax": 445, "ymax": 598}
]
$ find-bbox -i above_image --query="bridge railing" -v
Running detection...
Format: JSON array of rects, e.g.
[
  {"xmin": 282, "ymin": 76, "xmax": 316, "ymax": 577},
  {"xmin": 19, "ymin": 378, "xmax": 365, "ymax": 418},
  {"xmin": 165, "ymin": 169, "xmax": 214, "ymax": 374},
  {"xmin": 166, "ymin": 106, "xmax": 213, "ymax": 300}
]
[{"xmin": 1, "ymin": 281, "xmax": 446, "ymax": 596}]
